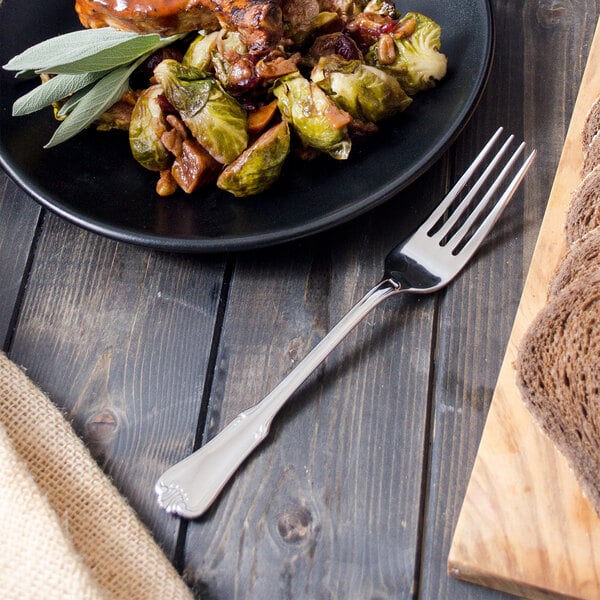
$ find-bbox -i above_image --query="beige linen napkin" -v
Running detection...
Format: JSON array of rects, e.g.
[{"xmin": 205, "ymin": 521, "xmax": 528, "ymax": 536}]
[{"xmin": 0, "ymin": 352, "xmax": 194, "ymax": 600}]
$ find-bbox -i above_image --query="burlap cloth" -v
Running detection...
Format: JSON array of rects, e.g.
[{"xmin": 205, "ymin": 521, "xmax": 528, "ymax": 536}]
[{"xmin": 0, "ymin": 352, "xmax": 194, "ymax": 600}]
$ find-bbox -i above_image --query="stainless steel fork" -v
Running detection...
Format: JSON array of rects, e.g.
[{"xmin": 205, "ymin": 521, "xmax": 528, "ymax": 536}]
[{"xmin": 155, "ymin": 128, "xmax": 536, "ymax": 519}]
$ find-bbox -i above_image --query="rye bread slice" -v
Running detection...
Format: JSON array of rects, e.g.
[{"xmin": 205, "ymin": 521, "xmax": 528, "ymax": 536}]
[
  {"xmin": 517, "ymin": 272, "xmax": 600, "ymax": 515},
  {"xmin": 583, "ymin": 95, "xmax": 600, "ymax": 148},
  {"xmin": 565, "ymin": 164, "xmax": 600, "ymax": 244},
  {"xmin": 583, "ymin": 130, "xmax": 600, "ymax": 176},
  {"xmin": 548, "ymin": 226, "xmax": 600, "ymax": 297}
]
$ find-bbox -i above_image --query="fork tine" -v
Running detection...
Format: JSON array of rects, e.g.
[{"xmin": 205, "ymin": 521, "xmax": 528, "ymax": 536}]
[
  {"xmin": 417, "ymin": 127, "xmax": 504, "ymax": 235},
  {"xmin": 445, "ymin": 140, "xmax": 526, "ymax": 252},
  {"xmin": 431, "ymin": 134, "xmax": 516, "ymax": 243},
  {"xmin": 449, "ymin": 148, "xmax": 537, "ymax": 265}
]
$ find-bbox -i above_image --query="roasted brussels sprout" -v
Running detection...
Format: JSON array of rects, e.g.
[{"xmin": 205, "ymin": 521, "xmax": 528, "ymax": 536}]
[
  {"xmin": 128, "ymin": 85, "xmax": 171, "ymax": 171},
  {"xmin": 153, "ymin": 59, "xmax": 249, "ymax": 164},
  {"xmin": 366, "ymin": 12, "xmax": 447, "ymax": 95},
  {"xmin": 182, "ymin": 31, "xmax": 220, "ymax": 72},
  {"xmin": 311, "ymin": 55, "xmax": 411, "ymax": 122},
  {"xmin": 319, "ymin": 0, "xmax": 367, "ymax": 18},
  {"xmin": 273, "ymin": 72, "xmax": 351, "ymax": 160},
  {"xmin": 217, "ymin": 120, "xmax": 290, "ymax": 196},
  {"xmin": 210, "ymin": 32, "xmax": 259, "ymax": 90},
  {"xmin": 362, "ymin": 0, "xmax": 398, "ymax": 18}
]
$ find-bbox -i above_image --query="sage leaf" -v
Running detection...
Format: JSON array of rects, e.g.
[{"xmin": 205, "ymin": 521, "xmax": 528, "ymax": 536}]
[
  {"xmin": 3, "ymin": 29, "xmax": 156, "ymax": 73},
  {"xmin": 15, "ymin": 70, "xmax": 38, "ymax": 79},
  {"xmin": 56, "ymin": 86, "xmax": 93, "ymax": 118},
  {"xmin": 12, "ymin": 71, "xmax": 108, "ymax": 116},
  {"xmin": 42, "ymin": 35, "xmax": 177, "ymax": 74},
  {"xmin": 44, "ymin": 60, "xmax": 140, "ymax": 148},
  {"xmin": 4, "ymin": 29, "xmax": 180, "ymax": 74}
]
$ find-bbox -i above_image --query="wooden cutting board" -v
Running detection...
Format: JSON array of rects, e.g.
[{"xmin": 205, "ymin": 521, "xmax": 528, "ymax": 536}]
[{"xmin": 448, "ymin": 17, "xmax": 600, "ymax": 600}]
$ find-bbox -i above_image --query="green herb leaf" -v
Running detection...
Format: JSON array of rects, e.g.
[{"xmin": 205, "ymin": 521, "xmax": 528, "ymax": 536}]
[
  {"xmin": 6, "ymin": 28, "xmax": 184, "ymax": 147},
  {"xmin": 45, "ymin": 35, "xmax": 179, "ymax": 74},
  {"xmin": 56, "ymin": 86, "xmax": 94, "ymax": 118},
  {"xmin": 15, "ymin": 70, "xmax": 38, "ymax": 79},
  {"xmin": 12, "ymin": 71, "xmax": 108, "ymax": 116},
  {"xmin": 4, "ymin": 29, "xmax": 181, "ymax": 74},
  {"xmin": 3, "ymin": 29, "xmax": 158, "ymax": 73},
  {"xmin": 44, "ymin": 59, "xmax": 141, "ymax": 148}
]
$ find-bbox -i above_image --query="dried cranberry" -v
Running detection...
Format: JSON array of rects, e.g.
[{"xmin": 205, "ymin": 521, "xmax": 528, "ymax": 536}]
[
  {"xmin": 309, "ymin": 33, "xmax": 362, "ymax": 62},
  {"xmin": 380, "ymin": 20, "xmax": 399, "ymax": 34},
  {"xmin": 335, "ymin": 35, "xmax": 362, "ymax": 60},
  {"xmin": 157, "ymin": 94, "xmax": 177, "ymax": 115}
]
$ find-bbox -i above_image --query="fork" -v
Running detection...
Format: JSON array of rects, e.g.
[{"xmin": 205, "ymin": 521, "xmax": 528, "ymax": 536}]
[{"xmin": 155, "ymin": 128, "xmax": 536, "ymax": 519}]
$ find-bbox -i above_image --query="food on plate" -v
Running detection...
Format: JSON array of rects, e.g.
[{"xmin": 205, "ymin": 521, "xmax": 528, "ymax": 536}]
[
  {"xmin": 365, "ymin": 11, "xmax": 447, "ymax": 94},
  {"xmin": 4, "ymin": 0, "xmax": 448, "ymax": 197},
  {"xmin": 273, "ymin": 71, "xmax": 352, "ymax": 160},
  {"xmin": 128, "ymin": 84, "xmax": 172, "ymax": 170},
  {"xmin": 75, "ymin": 0, "xmax": 283, "ymax": 52},
  {"xmin": 565, "ymin": 164, "xmax": 600, "ymax": 244},
  {"xmin": 310, "ymin": 55, "xmax": 412, "ymax": 122},
  {"xmin": 154, "ymin": 59, "xmax": 249, "ymax": 164},
  {"xmin": 217, "ymin": 120, "xmax": 291, "ymax": 195}
]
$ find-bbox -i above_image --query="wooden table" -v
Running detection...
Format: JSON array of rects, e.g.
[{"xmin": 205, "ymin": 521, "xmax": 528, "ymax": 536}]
[{"xmin": 1, "ymin": 3, "xmax": 599, "ymax": 598}]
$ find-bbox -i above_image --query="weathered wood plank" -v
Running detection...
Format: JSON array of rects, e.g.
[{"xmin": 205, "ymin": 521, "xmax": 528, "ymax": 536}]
[
  {"xmin": 8, "ymin": 213, "xmax": 227, "ymax": 559},
  {"xmin": 419, "ymin": 1, "xmax": 599, "ymax": 598},
  {"xmin": 181, "ymin": 160, "xmax": 449, "ymax": 598},
  {"xmin": 0, "ymin": 174, "xmax": 41, "ymax": 350}
]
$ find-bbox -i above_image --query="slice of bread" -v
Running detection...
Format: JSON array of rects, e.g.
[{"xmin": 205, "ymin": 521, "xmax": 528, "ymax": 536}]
[
  {"xmin": 517, "ymin": 272, "xmax": 600, "ymax": 515},
  {"xmin": 583, "ymin": 131, "xmax": 600, "ymax": 176},
  {"xmin": 583, "ymin": 95, "xmax": 600, "ymax": 147},
  {"xmin": 565, "ymin": 164, "xmax": 600, "ymax": 244},
  {"xmin": 548, "ymin": 226, "xmax": 600, "ymax": 297}
]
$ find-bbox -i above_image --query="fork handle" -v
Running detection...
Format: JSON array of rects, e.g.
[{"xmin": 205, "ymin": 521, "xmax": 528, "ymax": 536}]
[{"xmin": 155, "ymin": 278, "xmax": 402, "ymax": 519}]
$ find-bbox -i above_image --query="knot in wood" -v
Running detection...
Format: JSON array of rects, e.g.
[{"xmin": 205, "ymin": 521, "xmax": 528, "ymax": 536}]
[
  {"xmin": 536, "ymin": 0, "xmax": 570, "ymax": 28},
  {"xmin": 85, "ymin": 409, "xmax": 118, "ymax": 444},
  {"xmin": 277, "ymin": 506, "xmax": 312, "ymax": 544}
]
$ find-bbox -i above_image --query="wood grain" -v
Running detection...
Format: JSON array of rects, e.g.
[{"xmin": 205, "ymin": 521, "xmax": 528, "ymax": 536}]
[
  {"xmin": 449, "ymin": 16, "xmax": 600, "ymax": 600},
  {"xmin": 8, "ymin": 214, "xmax": 227, "ymax": 559},
  {"xmin": 182, "ymin": 172, "xmax": 447, "ymax": 598},
  {"xmin": 1, "ymin": 2, "xmax": 597, "ymax": 598},
  {"xmin": 0, "ymin": 175, "xmax": 41, "ymax": 350}
]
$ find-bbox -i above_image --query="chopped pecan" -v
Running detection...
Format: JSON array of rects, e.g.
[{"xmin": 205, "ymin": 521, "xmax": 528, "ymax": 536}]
[
  {"xmin": 171, "ymin": 139, "xmax": 222, "ymax": 193},
  {"xmin": 377, "ymin": 33, "xmax": 396, "ymax": 65},
  {"xmin": 156, "ymin": 169, "xmax": 179, "ymax": 196}
]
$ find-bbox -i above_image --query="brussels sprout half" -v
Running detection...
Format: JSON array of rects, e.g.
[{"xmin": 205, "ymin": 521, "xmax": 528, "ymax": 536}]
[
  {"xmin": 129, "ymin": 84, "xmax": 171, "ymax": 171},
  {"xmin": 217, "ymin": 120, "xmax": 291, "ymax": 197},
  {"xmin": 311, "ymin": 55, "xmax": 412, "ymax": 122},
  {"xmin": 366, "ymin": 12, "xmax": 447, "ymax": 95},
  {"xmin": 154, "ymin": 59, "xmax": 248, "ymax": 164},
  {"xmin": 273, "ymin": 72, "xmax": 351, "ymax": 160},
  {"xmin": 182, "ymin": 31, "xmax": 220, "ymax": 72}
]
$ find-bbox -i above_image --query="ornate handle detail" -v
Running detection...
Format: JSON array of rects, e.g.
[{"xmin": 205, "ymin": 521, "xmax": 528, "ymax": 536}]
[
  {"xmin": 156, "ymin": 279, "xmax": 402, "ymax": 518},
  {"xmin": 155, "ymin": 402, "xmax": 275, "ymax": 518}
]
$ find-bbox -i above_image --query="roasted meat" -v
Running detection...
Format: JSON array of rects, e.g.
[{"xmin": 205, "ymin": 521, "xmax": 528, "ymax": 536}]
[{"xmin": 75, "ymin": 0, "xmax": 284, "ymax": 53}]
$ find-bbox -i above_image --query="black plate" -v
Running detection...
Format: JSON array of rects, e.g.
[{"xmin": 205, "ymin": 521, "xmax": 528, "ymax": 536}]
[{"xmin": 0, "ymin": 0, "xmax": 493, "ymax": 253}]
